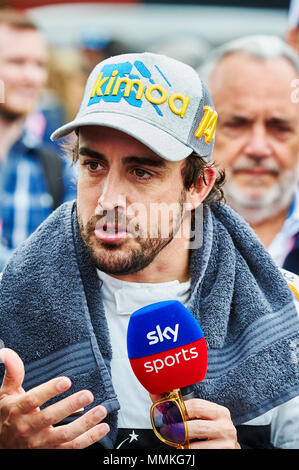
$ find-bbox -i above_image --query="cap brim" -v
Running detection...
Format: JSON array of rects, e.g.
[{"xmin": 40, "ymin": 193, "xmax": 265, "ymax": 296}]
[{"xmin": 50, "ymin": 112, "xmax": 193, "ymax": 162}]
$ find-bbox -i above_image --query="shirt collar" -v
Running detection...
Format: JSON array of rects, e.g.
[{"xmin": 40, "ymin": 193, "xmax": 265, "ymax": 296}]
[{"xmin": 96, "ymin": 269, "xmax": 191, "ymax": 316}]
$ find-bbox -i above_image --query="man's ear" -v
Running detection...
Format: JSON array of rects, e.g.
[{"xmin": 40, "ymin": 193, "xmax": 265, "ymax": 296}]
[
  {"xmin": 286, "ymin": 27, "xmax": 299, "ymax": 54},
  {"xmin": 185, "ymin": 167, "xmax": 217, "ymax": 210}
]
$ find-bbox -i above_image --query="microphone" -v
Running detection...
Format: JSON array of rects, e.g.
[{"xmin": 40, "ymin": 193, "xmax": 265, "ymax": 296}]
[{"xmin": 127, "ymin": 300, "xmax": 208, "ymax": 395}]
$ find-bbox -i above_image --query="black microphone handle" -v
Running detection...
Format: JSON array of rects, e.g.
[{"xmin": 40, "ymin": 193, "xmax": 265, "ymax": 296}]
[
  {"xmin": 162, "ymin": 385, "xmax": 195, "ymax": 400},
  {"xmin": 180, "ymin": 385, "xmax": 195, "ymax": 400}
]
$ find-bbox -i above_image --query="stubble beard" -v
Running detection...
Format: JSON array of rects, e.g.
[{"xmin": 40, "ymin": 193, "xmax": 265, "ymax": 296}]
[{"xmin": 78, "ymin": 190, "xmax": 187, "ymax": 276}]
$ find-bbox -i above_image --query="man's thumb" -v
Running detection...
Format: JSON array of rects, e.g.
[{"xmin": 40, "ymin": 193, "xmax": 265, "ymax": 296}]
[{"xmin": 0, "ymin": 348, "xmax": 25, "ymax": 395}]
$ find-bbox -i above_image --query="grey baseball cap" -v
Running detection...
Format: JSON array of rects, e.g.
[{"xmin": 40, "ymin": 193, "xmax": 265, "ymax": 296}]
[{"xmin": 51, "ymin": 52, "xmax": 217, "ymax": 162}]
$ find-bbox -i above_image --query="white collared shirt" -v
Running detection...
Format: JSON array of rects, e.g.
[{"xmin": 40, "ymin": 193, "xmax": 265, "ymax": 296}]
[
  {"xmin": 268, "ymin": 189, "xmax": 299, "ymax": 267},
  {"xmin": 96, "ymin": 269, "xmax": 191, "ymax": 429}
]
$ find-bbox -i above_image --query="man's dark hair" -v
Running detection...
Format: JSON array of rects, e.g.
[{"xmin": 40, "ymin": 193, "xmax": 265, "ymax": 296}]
[
  {"xmin": 0, "ymin": 8, "xmax": 38, "ymax": 31},
  {"xmin": 68, "ymin": 138, "xmax": 225, "ymax": 206},
  {"xmin": 182, "ymin": 152, "xmax": 225, "ymax": 205}
]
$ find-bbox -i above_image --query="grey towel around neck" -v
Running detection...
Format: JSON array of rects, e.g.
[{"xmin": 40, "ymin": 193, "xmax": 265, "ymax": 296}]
[
  {"xmin": 189, "ymin": 202, "xmax": 299, "ymax": 424},
  {"xmin": 0, "ymin": 200, "xmax": 298, "ymax": 448}
]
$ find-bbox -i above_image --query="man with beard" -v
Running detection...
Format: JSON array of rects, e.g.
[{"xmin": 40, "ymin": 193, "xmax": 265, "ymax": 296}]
[
  {"xmin": 200, "ymin": 35, "xmax": 299, "ymax": 274},
  {"xmin": 0, "ymin": 52, "xmax": 298, "ymax": 450},
  {"xmin": 0, "ymin": 10, "xmax": 75, "ymax": 270}
]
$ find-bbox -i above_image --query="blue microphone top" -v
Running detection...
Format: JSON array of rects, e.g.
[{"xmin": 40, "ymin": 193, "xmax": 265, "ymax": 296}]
[{"xmin": 127, "ymin": 300, "xmax": 205, "ymax": 359}]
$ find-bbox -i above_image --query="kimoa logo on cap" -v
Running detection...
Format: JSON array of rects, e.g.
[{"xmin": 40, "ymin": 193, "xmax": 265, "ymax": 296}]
[
  {"xmin": 88, "ymin": 60, "xmax": 218, "ymax": 144},
  {"xmin": 89, "ymin": 60, "xmax": 190, "ymax": 119}
]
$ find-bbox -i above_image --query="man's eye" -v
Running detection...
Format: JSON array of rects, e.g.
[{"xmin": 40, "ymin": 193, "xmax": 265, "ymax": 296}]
[
  {"xmin": 89, "ymin": 162, "xmax": 99, "ymax": 170},
  {"xmin": 8, "ymin": 58, "xmax": 25, "ymax": 66},
  {"xmin": 271, "ymin": 125, "xmax": 292, "ymax": 133},
  {"xmin": 133, "ymin": 168, "xmax": 152, "ymax": 180},
  {"xmin": 84, "ymin": 161, "xmax": 102, "ymax": 171},
  {"xmin": 224, "ymin": 121, "xmax": 245, "ymax": 128}
]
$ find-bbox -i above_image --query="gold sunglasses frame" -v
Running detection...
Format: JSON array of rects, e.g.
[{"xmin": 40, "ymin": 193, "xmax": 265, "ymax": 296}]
[{"xmin": 150, "ymin": 388, "xmax": 190, "ymax": 449}]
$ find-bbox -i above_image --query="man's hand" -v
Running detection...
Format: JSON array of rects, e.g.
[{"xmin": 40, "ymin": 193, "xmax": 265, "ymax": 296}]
[
  {"xmin": 150, "ymin": 394, "xmax": 240, "ymax": 449},
  {"xmin": 184, "ymin": 398, "xmax": 240, "ymax": 449},
  {"xmin": 0, "ymin": 348, "xmax": 109, "ymax": 449}
]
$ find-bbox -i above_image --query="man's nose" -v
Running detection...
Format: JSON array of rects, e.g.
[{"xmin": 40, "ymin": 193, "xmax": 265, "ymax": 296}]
[
  {"xmin": 97, "ymin": 172, "xmax": 127, "ymax": 212},
  {"xmin": 244, "ymin": 124, "xmax": 272, "ymax": 160}
]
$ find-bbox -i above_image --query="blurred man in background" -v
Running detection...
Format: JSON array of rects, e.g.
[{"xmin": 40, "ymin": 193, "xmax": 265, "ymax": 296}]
[
  {"xmin": 0, "ymin": 9, "xmax": 76, "ymax": 270},
  {"xmin": 78, "ymin": 28, "xmax": 131, "ymax": 78},
  {"xmin": 200, "ymin": 35, "xmax": 299, "ymax": 274}
]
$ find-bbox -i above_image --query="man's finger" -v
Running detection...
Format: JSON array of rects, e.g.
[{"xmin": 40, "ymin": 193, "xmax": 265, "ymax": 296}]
[
  {"xmin": 187, "ymin": 417, "xmax": 220, "ymax": 441},
  {"xmin": 57, "ymin": 422, "xmax": 110, "ymax": 449},
  {"xmin": 27, "ymin": 389, "xmax": 94, "ymax": 429},
  {"xmin": 189, "ymin": 438, "xmax": 224, "ymax": 449},
  {"xmin": 15, "ymin": 376, "xmax": 72, "ymax": 414},
  {"xmin": 149, "ymin": 393, "xmax": 164, "ymax": 403},
  {"xmin": 0, "ymin": 348, "xmax": 25, "ymax": 395},
  {"xmin": 41, "ymin": 405, "xmax": 107, "ymax": 448},
  {"xmin": 185, "ymin": 398, "xmax": 228, "ymax": 421}
]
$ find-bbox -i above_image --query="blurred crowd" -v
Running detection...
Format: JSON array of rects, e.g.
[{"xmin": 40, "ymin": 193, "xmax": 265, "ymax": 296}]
[{"xmin": 0, "ymin": 1, "xmax": 299, "ymax": 274}]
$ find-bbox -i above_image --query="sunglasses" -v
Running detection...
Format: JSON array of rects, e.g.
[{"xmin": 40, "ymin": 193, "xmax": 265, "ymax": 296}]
[{"xmin": 150, "ymin": 389, "xmax": 190, "ymax": 449}]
